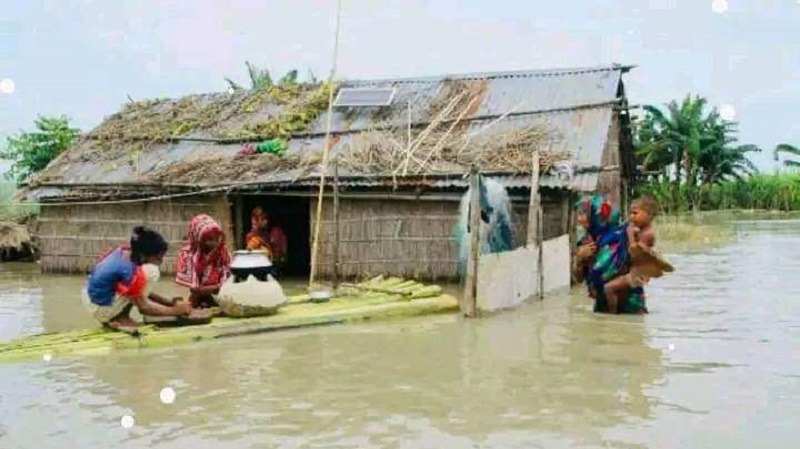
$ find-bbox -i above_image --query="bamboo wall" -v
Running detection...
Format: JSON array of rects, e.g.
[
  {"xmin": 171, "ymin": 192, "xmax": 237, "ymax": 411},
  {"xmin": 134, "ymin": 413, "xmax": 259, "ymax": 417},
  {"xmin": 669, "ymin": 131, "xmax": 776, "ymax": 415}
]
[
  {"xmin": 37, "ymin": 195, "xmax": 232, "ymax": 274},
  {"xmin": 312, "ymin": 193, "xmax": 567, "ymax": 281},
  {"xmin": 597, "ymin": 112, "xmax": 623, "ymax": 207}
]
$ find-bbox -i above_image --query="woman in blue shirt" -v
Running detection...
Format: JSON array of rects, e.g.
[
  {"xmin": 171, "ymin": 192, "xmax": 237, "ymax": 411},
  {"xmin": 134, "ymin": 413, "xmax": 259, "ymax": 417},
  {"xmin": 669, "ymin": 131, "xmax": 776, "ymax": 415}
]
[{"xmin": 84, "ymin": 226, "xmax": 192, "ymax": 332}]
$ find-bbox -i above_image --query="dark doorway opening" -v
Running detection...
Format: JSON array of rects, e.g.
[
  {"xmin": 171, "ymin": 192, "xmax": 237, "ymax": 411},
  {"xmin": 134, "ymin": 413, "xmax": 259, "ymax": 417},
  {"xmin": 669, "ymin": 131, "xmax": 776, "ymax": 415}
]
[{"xmin": 234, "ymin": 195, "xmax": 311, "ymax": 278}]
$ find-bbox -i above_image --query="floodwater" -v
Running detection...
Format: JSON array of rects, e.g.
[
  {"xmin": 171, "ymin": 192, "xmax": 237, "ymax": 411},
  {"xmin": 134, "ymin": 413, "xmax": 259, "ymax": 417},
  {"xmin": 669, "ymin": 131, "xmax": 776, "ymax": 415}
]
[{"xmin": 1, "ymin": 217, "xmax": 799, "ymax": 449}]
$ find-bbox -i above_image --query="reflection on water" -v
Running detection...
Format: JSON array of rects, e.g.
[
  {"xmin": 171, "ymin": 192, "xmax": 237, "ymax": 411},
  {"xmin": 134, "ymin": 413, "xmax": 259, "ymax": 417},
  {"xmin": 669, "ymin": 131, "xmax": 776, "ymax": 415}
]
[{"xmin": 1, "ymin": 218, "xmax": 799, "ymax": 448}]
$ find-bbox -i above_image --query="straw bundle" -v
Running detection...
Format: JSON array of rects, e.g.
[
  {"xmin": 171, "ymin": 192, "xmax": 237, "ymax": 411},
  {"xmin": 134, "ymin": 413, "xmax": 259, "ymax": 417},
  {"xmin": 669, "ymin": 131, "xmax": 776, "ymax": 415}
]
[
  {"xmin": 336, "ymin": 123, "xmax": 569, "ymax": 176},
  {"xmin": 149, "ymin": 152, "xmax": 322, "ymax": 184}
]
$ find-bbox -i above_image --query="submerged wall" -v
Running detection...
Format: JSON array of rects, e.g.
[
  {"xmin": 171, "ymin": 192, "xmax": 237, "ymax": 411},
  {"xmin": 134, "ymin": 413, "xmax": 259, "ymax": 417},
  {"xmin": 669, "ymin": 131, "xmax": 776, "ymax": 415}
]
[{"xmin": 37, "ymin": 195, "xmax": 232, "ymax": 274}]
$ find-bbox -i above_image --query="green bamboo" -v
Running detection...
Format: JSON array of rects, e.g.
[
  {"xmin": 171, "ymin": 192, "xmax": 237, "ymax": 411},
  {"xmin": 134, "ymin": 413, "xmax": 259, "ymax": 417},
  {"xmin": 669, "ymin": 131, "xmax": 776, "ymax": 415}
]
[{"xmin": 0, "ymin": 279, "xmax": 458, "ymax": 363}]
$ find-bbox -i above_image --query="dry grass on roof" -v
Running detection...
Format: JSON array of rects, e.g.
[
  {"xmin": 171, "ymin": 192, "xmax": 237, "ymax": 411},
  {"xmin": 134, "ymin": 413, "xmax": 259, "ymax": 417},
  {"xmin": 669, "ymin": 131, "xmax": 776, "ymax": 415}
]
[
  {"xmin": 336, "ymin": 125, "xmax": 570, "ymax": 176},
  {"xmin": 148, "ymin": 152, "xmax": 323, "ymax": 185},
  {"xmin": 78, "ymin": 83, "xmax": 334, "ymax": 163}
]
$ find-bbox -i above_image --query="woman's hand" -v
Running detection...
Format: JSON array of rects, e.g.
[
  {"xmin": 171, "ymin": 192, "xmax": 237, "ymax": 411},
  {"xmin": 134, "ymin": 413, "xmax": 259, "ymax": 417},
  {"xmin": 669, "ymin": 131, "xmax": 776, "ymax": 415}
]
[
  {"xmin": 576, "ymin": 243, "xmax": 597, "ymax": 259},
  {"xmin": 173, "ymin": 299, "xmax": 193, "ymax": 317}
]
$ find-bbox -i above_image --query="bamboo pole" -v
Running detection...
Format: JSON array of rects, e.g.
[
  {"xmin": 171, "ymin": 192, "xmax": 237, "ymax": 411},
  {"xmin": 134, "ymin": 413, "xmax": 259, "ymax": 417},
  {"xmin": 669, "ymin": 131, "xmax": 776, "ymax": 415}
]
[
  {"xmin": 568, "ymin": 191, "xmax": 578, "ymax": 286},
  {"xmin": 462, "ymin": 166, "xmax": 480, "ymax": 318},
  {"xmin": 527, "ymin": 151, "xmax": 540, "ymax": 246},
  {"xmin": 333, "ymin": 159, "xmax": 341, "ymax": 288},
  {"xmin": 526, "ymin": 151, "xmax": 543, "ymax": 299},
  {"xmin": 0, "ymin": 278, "xmax": 457, "ymax": 362},
  {"xmin": 309, "ymin": 0, "xmax": 343, "ymax": 289},
  {"xmin": 537, "ymin": 189, "xmax": 544, "ymax": 300}
]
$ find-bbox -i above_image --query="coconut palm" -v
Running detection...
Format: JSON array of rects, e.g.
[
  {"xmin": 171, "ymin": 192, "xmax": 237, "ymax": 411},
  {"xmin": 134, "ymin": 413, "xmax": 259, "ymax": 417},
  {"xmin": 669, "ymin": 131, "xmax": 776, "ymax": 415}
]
[{"xmin": 774, "ymin": 143, "xmax": 800, "ymax": 167}]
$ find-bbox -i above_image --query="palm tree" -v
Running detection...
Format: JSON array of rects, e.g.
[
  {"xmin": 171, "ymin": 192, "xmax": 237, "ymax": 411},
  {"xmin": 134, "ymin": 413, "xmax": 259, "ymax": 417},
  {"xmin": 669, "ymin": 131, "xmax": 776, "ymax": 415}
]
[
  {"xmin": 635, "ymin": 95, "xmax": 761, "ymax": 212},
  {"xmin": 225, "ymin": 63, "xmax": 302, "ymax": 92},
  {"xmin": 774, "ymin": 144, "xmax": 800, "ymax": 167},
  {"xmin": 636, "ymin": 95, "xmax": 710, "ymax": 210}
]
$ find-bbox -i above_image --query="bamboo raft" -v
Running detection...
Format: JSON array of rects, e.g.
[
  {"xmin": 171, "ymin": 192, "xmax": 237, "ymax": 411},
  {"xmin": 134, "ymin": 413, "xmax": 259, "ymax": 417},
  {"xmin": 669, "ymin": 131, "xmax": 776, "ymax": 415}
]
[{"xmin": 0, "ymin": 277, "xmax": 457, "ymax": 363}]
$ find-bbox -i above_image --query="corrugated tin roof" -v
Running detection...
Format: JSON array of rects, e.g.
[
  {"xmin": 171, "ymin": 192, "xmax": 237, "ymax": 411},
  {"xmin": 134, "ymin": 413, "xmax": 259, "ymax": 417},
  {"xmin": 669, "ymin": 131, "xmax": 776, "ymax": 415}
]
[{"xmin": 27, "ymin": 65, "xmax": 627, "ymax": 200}]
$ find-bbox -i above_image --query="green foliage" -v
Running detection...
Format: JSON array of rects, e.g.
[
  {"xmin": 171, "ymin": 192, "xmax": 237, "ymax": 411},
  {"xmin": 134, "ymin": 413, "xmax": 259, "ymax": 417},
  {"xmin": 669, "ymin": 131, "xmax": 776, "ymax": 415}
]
[
  {"xmin": 636, "ymin": 174, "xmax": 800, "ymax": 213},
  {"xmin": 774, "ymin": 143, "xmax": 800, "ymax": 167},
  {"xmin": 0, "ymin": 116, "xmax": 79, "ymax": 185},
  {"xmin": 0, "ymin": 179, "xmax": 38, "ymax": 222},
  {"xmin": 228, "ymin": 82, "xmax": 335, "ymax": 140},
  {"xmin": 634, "ymin": 95, "xmax": 760, "ymax": 211},
  {"xmin": 226, "ymin": 62, "xmax": 305, "ymax": 91}
]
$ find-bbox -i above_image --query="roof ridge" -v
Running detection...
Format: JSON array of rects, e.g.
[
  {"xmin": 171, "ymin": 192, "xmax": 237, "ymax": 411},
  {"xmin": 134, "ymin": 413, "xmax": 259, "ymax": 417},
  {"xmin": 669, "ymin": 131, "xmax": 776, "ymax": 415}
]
[{"xmin": 344, "ymin": 64, "xmax": 634, "ymax": 85}]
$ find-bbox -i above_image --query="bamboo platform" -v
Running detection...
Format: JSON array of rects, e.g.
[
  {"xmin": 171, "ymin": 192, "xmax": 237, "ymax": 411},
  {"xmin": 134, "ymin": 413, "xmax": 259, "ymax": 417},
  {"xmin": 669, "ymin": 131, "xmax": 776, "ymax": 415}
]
[{"xmin": 0, "ymin": 277, "xmax": 457, "ymax": 363}]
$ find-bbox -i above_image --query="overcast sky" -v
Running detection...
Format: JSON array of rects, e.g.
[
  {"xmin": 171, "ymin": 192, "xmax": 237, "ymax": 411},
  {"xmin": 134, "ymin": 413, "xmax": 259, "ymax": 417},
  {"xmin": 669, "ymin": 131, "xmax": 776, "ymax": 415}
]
[{"xmin": 1, "ymin": 0, "xmax": 798, "ymax": 169}]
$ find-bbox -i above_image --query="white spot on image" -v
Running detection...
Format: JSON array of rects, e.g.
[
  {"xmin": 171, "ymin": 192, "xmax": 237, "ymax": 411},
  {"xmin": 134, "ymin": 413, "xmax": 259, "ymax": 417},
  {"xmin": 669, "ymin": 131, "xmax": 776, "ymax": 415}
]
[
  {"xmin": 711, "ymin": 0, "xmax": 729, "ymax": 14},
  {"xmin": 120, "ymin": 415, "xmax": 135, "ymax": 429},
  {"xmin": 668, "ymin": 343, "xmax": 676, "ymax": 352},
  {"xmin": 160, "ymin": 387, "xmax": 176, "ymax": 404},
  {"xmin": 42, "ymin": 353, "xmax": 52, "ymax": 362},
  {"xmin": 0, "ymin": 78, "xmax": 15, "ymax": 94},
  {"xmin": 720, "ymin": 104, "xmax": 736, "ymax": 121}
]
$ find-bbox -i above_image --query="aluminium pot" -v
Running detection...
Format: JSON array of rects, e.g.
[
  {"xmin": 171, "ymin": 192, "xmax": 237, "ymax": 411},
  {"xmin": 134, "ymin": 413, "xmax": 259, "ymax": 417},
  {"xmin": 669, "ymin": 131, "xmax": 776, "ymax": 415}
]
[{"xmin": 230, "ymin": 250, "xmax": 275, "ymax": 282}]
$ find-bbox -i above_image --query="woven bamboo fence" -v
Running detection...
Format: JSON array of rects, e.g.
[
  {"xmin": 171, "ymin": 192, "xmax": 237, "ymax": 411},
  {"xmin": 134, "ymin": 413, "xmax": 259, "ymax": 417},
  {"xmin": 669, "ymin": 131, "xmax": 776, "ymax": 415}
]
[
  {"xmin": 597, "ymin": 114, "xmax": 623, "ymax": 207},
  {"xmin": 36, "ymin": 195, "xmax": 232, "ymax": 274},
  {"xmin": 311, "ymin": 194, "xmax": 566, "ymax": 281}
]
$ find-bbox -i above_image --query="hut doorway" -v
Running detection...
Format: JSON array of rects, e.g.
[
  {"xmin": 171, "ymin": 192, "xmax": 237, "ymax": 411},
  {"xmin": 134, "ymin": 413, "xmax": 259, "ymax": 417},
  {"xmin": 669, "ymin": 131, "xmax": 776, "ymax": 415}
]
[{"xmin": 236, "ymin": 195, "xmax": 311, "ymax": 278}]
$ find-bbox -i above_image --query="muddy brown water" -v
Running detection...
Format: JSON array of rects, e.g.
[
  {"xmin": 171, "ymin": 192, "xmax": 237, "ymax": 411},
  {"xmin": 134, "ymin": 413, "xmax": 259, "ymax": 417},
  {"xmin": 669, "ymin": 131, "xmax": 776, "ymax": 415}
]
[{"xmin": 1, "ymin": 217, "xmax": 799, "ymax": 448}]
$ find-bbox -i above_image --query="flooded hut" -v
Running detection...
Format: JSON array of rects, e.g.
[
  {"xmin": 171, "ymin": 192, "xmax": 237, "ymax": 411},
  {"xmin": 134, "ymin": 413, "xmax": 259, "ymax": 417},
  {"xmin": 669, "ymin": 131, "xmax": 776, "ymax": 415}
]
[{"xmin": 21, "ymin": 64, "xmax": 637, "ymax": 280}]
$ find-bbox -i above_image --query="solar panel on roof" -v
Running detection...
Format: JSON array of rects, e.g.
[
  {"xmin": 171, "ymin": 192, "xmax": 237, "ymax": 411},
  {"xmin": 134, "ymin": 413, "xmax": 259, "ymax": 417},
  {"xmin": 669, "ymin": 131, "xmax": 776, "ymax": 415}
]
[{"xmin": 333, "ymin": 88, "xmax": 396, "ymax": 107}]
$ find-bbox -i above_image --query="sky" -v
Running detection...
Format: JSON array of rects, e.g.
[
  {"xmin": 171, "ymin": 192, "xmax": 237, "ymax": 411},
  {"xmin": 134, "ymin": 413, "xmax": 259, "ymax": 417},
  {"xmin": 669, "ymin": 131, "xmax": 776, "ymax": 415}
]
[{"xmin": 1, "ymin": 0, "xmax": 799, "ymax": 170}]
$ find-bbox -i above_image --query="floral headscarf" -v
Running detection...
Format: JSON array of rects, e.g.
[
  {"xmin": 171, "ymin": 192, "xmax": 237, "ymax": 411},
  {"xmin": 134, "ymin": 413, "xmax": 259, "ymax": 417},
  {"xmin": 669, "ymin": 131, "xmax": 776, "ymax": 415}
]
[
  {"xmin": 175, "ymin": 214, "xmax": 231, "ymax": 288},
  {"xmin": 575, "ymin": 195, "xmax": 621, "ymax": 242}
]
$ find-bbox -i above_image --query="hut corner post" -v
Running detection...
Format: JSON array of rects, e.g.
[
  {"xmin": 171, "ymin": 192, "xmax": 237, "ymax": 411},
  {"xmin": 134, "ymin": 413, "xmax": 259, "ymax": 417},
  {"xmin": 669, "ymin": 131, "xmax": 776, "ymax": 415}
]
[
  {"xmin": 333, "ymin": 160, "xmax": 341, "ymax": 288},
  {"xmin": 462, "ymin": 166, "xmax": 480, "ymax": 318},
  {"xmin": 526, "ymin": 151, "xmax": 544, "ymax": 300},
  {"xmin": 233, "ymin": 195, "xmax": 244, "ymax": 249}
]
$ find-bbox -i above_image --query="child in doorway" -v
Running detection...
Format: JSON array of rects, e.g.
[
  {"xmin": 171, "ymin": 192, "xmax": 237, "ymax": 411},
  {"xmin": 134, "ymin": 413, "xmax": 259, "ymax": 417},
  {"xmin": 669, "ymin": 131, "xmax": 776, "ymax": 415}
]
[
  {"xmin": 84, "ymin": 226, "xmax": 192, "ymax": 332},
  {"xmin": 603, "ymin": 196, "xmax": 659, "ymax": 314}
]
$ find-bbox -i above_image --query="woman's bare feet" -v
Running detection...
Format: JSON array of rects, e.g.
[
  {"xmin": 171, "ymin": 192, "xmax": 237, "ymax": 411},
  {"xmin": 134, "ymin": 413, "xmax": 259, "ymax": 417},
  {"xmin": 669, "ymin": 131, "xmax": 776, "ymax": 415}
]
[{"xmin": 107, "ymin": 316, "xmax": 140, "ymax": 334}]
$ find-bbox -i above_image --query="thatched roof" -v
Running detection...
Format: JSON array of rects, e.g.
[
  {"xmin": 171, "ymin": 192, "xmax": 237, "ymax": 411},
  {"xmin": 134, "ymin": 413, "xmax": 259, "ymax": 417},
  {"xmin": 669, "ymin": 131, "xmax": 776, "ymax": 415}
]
[{"xmin": 25, "ymin": 64, "xmax": 632, "ymax": 202}]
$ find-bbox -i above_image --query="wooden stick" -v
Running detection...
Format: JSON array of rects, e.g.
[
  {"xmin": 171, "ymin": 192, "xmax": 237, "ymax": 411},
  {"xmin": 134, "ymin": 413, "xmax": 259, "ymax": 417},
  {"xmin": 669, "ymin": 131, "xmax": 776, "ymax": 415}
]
[
  {"xmin": 333, "ymin": 159, "xmax": 341, "ymax": 288},
  {"xmin": 537, "ymin": 186, "xmax": 544, "ymax": 300},
  {"xmin": 309, "ymin": 0, "xmax": 343, "ymax": 289},
  {"xmin": 419, "ymin": 95, "xmax": 481, "ymax": 169},
  {"xmin": 462, "ymin": 166, "xmax": 481, "ymax": 318},
  {"xmin": 398, "ymin": 91, "xmax": 467, "ymax": 176},
  {"xmin": 527, "ymin": 151, "xmax": 540, "ymax": 246},
  {"xmin": 456, "ymin": 101, "xmax": 523, "ymax": 157},
  {"xmin": 526, "ymin": 151, "xmax": 544, "ymax": 299}
]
